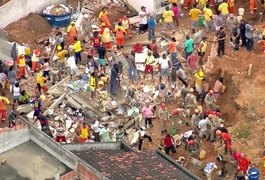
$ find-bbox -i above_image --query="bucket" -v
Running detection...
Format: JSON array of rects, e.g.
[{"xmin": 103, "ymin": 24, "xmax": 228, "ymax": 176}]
[
  {"xmin": 100, "ymin": 76, "xmax": 109, "ymax": 84},
  {"xmin": 44, "ymin": 12, "xmax": 72, "ymax": 27},
  {"xmin": 238, "ymin": 8, "xmax": 245, "ymax": 16},
  {"xmin": 98, "ymin": 80, "xmax": 104, "ymax": 90}
]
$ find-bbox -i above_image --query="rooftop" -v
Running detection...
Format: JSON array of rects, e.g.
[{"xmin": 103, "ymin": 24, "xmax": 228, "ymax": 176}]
[
  {"xmin": 0, "ymin": 141, "xmax": 70, "ymax": 180},
  {"xmin": 72, "ymin": 148, "xmax": 198, "ymax": 180}
]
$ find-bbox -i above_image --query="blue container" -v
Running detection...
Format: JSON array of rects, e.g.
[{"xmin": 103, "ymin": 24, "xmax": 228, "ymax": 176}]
[{"xmin": 44, "ymin": 12, "xmax": 72, "ymax": 27}]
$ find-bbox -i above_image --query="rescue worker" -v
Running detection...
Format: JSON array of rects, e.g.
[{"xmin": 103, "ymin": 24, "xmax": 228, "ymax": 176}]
[
  {"xmin": 36, "ymin": 71, "xmax": 48, "ymax": 95},
  {"xmin": 237, "ymin": 153, "xmax": 251, "ymax": 175},
  {"xmin": 216, "ymin": 130, "xmax": 232, "ymax": 155},
  {"xmin": 99, "ymin": 23, "xmax": 112, "ymax": 50},
  {"xmin": 16, "ymin": 54, "xmax": 26, "ymax": 79},
  {"xmin": 31, "ymin": 49, "xmax": 40, "ymax": 73},
  {"xmin": 67, "ymin": 21, "xmax": 77, "ymax": 45},
  {"xmin": 98, "ymin": 7, "xmax": 112, "ymax": 30},
  {"xmin": 158, "ymin": 103, "xmax": 169, "ymax": 134},
  {"xmin": 0, "ymin": 93, "xmax": 10, "ymax": 122},
  {"xmin": 115, "ymin": 22, "xmax": 126, "ymax": 49},
  {"xmin": 197, "ymin": 37, "xmax": 207, "ymax": 63},
  {"xmin": 120, "ymin": 15, "xmax": 131, "ymax": 37},
  {"xmin": 205, "ymin": 90, "xmax": 217, "ymax": 110},
  {"xmin": 56, "ymin": 45, "xmax": 68, "ymax": 81}
]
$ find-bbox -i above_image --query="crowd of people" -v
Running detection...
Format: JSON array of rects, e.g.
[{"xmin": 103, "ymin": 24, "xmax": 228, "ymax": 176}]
[{"xmin": 0, "ymin": 0, "xmax": 263, "ymax": 179}]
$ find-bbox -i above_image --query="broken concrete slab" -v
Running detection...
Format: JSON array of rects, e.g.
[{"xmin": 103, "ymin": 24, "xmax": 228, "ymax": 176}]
[
  {"xmin": 16, "ymin": 104, "xmax": 33, "ymax": 114},
  {"xmin": 43, "ymin": 93, "xmax": 66, "ymax": 116}
]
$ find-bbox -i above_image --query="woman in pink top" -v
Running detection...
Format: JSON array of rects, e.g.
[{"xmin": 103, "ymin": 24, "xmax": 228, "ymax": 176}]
[
  {"xmin": 171, "ymin": 3, "xmax": 179, "ymax": 27},
  {"xmin": 141, "ymin": 102, "xmax": 154, "ymax": 128},
  {"xmin": 43, "ymin": 58, "xmax": 51, "ymax": 80}
]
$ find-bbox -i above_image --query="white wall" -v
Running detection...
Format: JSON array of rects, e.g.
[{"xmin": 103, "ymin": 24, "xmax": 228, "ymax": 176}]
[
  {"xmin": 0, "ymin": 0, "xmax": 67, "ymax": 28},
  {"xmin": 125, "ymin": 0, "xmax": 156, "ymax": 13},
  {"xmin": 0, "ymin": 126, "xmax": 30, "ymax": 153}
]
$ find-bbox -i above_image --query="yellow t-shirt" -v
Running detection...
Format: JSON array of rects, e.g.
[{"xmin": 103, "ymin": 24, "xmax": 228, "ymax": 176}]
[
  {"xmin": 90, "ymin": 76, "xmax": 96, "ymax": 91},
  {"xmin": 203, "ymin": 8, "xmax": 213, "ymax": 21},
  {"xmin": 198, "ymin": 41, "xmax": 207, "ymax": 52},
  {"xmin": 189, "ymin": 8, "xmax": 202, "ymax": 21},
  {"xmin": 163, "ymin": 10, "xmax": 174, "ymax": 23},
  {"xmin": 36, "ymin": 74, "xmax": 44, "ymax": 86},
  {"xmin": 198, "ymin": 0, "xmax": 207, "ymax": 7},
  {"xmin": 0, "ymin": 97, "xmax": 10, "ymax": 105},
  {"xmin": 218, "ymin": 2, "xmax": 229, "ymax": 15},
  {"xmin": 56, "ymin": 50, "xmax": 68, "ymax": 63},
  {"xmin": 80, "ymin": 127, "xmax": 89, "ymax": 139},
  {"xmin": 146, "ymin": 55, "xmax": 155, "ymax": 65},
  {"xmin": 73, "ymin": 40, "xmax": 82, "ymax": 53}
]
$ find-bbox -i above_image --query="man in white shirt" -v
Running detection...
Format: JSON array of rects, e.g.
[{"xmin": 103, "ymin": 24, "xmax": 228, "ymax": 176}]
[
  {"xmin": 91, "ymin": 120, "xmax": 100, "ymax": 142},
  {"xmin": 198, "ymin": 117, "xmax": 212, "ymax": 140},
  {"xmin": 139, "ymin": 6, "xmax": 148, "ymax": 33},
  {"xmin": 158, "ymin": 54, "xmax": 170, "ymax": 82},
  {"xmin": 66, "ymin": 53, "xmax": 79, "ymax": 79},
  {"xmin": 204, "ymin": 162, "xmax": 218, "ymax": 180}
]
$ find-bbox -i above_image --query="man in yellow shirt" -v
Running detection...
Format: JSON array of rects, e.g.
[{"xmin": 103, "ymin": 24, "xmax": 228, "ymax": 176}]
[
  {"xmin": 73, "ymin": 37, "xmax": 82, "ymax": 65},
  {"xmin": 189, "ymin": 4, "xmax": 202, "ymax": 33},
  {"xmin": 203, "ymin": 4, "xmax": 214, "ymax": 32},
  {"xmin": 56, "ymin": 45, "xmax": 68, "ymax": 81},
  {"xmin": 218, "ymin": 2, "xmax": 229, "ymax": 25},
  {"xmin": 162, "ymin": 6, "xmax": 175, "ymax": 34}
]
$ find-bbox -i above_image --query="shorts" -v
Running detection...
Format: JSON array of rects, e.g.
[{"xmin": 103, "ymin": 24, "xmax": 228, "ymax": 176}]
[
  {"xmin": 140, "ymin": 24, "xmax": 148, "ymax": 31},
  {"xmin": 13, "ymin": 95, "xmax": 19, "ymax": 101},
  {"xmin": 33, "ymin": 110, "xmax": 40, "ymax": 117},
  {"xmin": 197, "ymin": 51, "xmax": 205, "ymax": 57},
  {"xmin": 160, "ymin": 68, "xmax": 170, "ymax": 77},
  {"xmin": 145, "ymin": 65, "xmax": 153, "ymax": 73},
  {"xmin": 99, "ymin": 58, "xmax": 106, "ymax": 66},
  {"xmin": 56, "ymin": 135, "xmax": 67, "ymax": 142},
  {"xmin": 165, "ymin": 145, "xmax": 176, "ymax": 155},
  {"xmin": 170, "ymin": 69, "xmax": 177, "ymax": 82}
]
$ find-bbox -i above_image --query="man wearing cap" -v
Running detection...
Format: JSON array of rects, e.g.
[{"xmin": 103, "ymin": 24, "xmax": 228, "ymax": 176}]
[
  {"xmin": 16, "ymin": 54, "xmax": 26, "ymax": 79},
  {"xmin": 185, "ymin": 88, "xmax": 198, "ymax": 111},
  {"xmin": 99, "ymin": 7, "xmax": 112, "ymax": 30},
  {"xmin": 205, "ymin": 90, "xmax": 216, "ymax": 110},
  {"xmin": 31, "ymin": 49, "xmax": 40, "ymax": 73},
  {"xmin": 198, "ymin": 116, "xmax": 212, "ymax": 140},
  {"xmin": 191, "ymin": 109, "xmax": 200, "ymax": 129},
  {"xmin": 216, "ymin": 130, "xmax": 232, "ymax": 155},
  {"xmin": 139, "ymin": 6, "xmax": 148, "ymax": 34},
  {"xmin": 56, "ymin": 45, "xmax": 68, "ymax": 81},
  {"xmin": 99, "ymin": 23, "xmax": 112, "ymax": 50},
  {"xmin": 67, "ymin": 21, "xmax": 77, "ymax": 45},
  {"xmin": 158, "ymin": 103, "xmax": 169, "ymax": 134},
  {"xmin": 187, "ymin": 139, "xmax": 199, "ymax": 157}
]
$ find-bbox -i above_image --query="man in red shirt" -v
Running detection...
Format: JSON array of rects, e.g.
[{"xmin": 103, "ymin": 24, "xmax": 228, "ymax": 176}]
[
  {"xmin": 149, "ymin": 39, "xmax": 159, "ymax": 58},
  {"xmin": 162, "ymin": 130, "xmax": 176, "ymax": 155},
  {"xmin": 237, "ymin": 153, "xmax": 251, "ymax": 174},
  {"xmin": 216, "ymin": 130, "xmax": 232, "ymax": 155}
]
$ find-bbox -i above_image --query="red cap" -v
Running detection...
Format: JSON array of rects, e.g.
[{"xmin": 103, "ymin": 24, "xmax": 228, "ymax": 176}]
[
  {"xmin": 188, "ymin": 140, "xmax": 194, "ymax": 145},
  {"xmin": 161, "ymin": 103, "xmax": 166, "ymax": 109}
]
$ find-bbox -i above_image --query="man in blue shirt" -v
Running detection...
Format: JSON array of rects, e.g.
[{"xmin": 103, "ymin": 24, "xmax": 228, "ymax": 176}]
[
  {"xmin": 184, "ymin": 35, "xmax": 194, "ymax": 60},
  {"xmin": 148, "ymin": 15, "xmax": 156, "ymax": 41}
]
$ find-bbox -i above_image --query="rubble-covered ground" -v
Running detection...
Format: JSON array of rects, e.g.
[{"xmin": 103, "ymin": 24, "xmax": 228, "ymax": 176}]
[{"xmin": 1, "ymin": 0, "xmax": 265, "ymax": 178}]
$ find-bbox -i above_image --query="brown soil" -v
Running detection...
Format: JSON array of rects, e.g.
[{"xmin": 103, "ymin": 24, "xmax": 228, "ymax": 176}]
[
  {"xmin": 4, "ymin": 13, "xmax": 52, "ymax": 45},
  {"xmin": 0, "ymin": 0, "xmax": 10, "ymax": 6}
]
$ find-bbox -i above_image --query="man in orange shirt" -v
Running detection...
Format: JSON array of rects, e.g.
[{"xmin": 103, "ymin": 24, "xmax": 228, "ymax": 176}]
[
  {"xmin": 67, "ymin": 21, "xmax": 77, "ymax": 45},
  {"xmin": 189, "ymin": 4, "xmax": 202, "ymax": 33},
  {"xmin": 183, "ymin": 0, "xmax": 193, "ymax": 9},
  {"xmin": 250, "ymin": 0, "xmax": 257, "ymax": 15},
  {"xmin": 120, "ymin": 15, "xmax": 131, "ymax": 37},
  {"xmin": 168, "ymin": 37, "xmax": 177, "ymax": 61},
  {"xmin": 16, "ymin": 54, "xmax": 26, "ymax": 79},
  {"xmin": 99, "ymin": 7, "xmax": 112, "ymax": 30},
  {"xmin": 227, "ymin": 0, "xmax": 235, "ymax": 13},
  {"xmin": 115, "ymin": 22, "xmax": 126, "ymax": 49}
]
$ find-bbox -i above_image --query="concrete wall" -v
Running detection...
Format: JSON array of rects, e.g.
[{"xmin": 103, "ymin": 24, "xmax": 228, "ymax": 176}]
[
  {"xmin": 0, "ymin": 0, "xmax": 67, "ymax": 28},
  {"xmin": 0, "ymin": 38, "xmax": 13, "ymax": 61},
  {"xmin": 124, "ymin": 0, "xmax": 156, "ymax": 13},
  {"xmin": 0, "ymin": 125, "xmax": 30, "ymax": 153},
  {"xmin": 63, "ymin": 142, "xmax": 121, "ymax": 151}
]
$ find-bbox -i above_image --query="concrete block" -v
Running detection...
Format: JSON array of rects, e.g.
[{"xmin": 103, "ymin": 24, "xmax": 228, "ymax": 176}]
[{"xmin": 16, "ymin": 104, "xmax": 33, "ymax": 114}]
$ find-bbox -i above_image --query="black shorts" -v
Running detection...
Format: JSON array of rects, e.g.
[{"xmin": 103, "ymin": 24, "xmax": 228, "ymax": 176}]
[
  {"xmin": 33, "ymin": 111, "xmax": 40, "ymax": 117},
  {"xmin": 140, "ymin": 24, "xmax": 148, "ymax": 31},
  {"xmin": 197, "ymin": 51, "xmax": 205, "ymax": 57}
]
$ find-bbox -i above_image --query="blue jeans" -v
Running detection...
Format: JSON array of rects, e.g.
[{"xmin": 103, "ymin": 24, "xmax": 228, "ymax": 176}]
[
  {"xmin": 171, "ymin": 52, "xmax": 177, "ymax": 61},
  {"xmin": 185, "ymin": 51, "xmax": 192, "ymax": 60},
  {"xmin": 148, "ymin": 29, "xmax": 155, "ymax": 41},
  {"xmin": 246, "ymin": 38, "xmax": 254, "ymax": 51},
  {"xmin": 75, "ymin": 51, "xmax": 82, "ymax": 64},
  {"xmin": 128, "ymin": 65, "xmax": 137, "ymax": 81}
]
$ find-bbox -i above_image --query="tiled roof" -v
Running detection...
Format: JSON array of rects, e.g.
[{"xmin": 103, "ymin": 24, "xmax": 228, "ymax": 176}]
[{"xmin": 72, "ymin": 149, "xmax": 198, "ymax": 180}]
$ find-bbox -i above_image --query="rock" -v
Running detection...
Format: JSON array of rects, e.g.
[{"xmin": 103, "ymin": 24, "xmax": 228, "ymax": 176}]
[
  {"xmin": 100, "ymin": 115, "xmax": 111, "ymax": 122},
  {"xmin": 199, "ymin": 149, "xmax": 207, "ymax": 160},
  {"xmin": 1, "ymin": 159, "xmax": 7, "ymax": 165}
]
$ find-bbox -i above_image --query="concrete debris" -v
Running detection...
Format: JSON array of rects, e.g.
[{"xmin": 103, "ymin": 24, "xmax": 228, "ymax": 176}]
[{"xmin": 16, "ymin": 104, "xmax": 33, "ymax": 114}]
